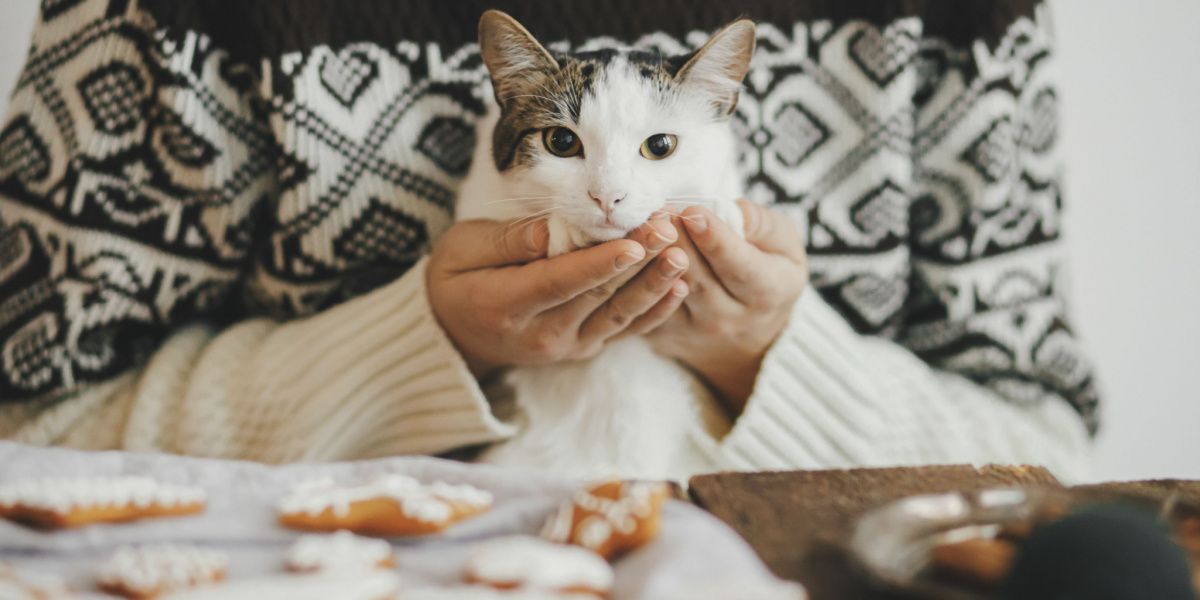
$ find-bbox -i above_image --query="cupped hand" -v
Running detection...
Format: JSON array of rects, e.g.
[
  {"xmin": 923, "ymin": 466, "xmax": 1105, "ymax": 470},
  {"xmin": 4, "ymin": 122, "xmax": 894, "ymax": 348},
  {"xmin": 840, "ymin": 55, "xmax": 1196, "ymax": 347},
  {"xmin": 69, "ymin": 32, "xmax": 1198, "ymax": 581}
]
[
  {"xmin": 647, "ymin": 200, "xmax": 809, "ymax": 414},
  {"xmin": 427, "ymin": 215, "xmax": 690, "ymax": 378}
]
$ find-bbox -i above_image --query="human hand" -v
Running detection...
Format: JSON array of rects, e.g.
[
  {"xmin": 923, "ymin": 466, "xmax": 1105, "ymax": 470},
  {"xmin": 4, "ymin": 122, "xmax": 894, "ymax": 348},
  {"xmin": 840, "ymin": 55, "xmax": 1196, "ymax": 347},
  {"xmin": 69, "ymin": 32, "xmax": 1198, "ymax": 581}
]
[
  {"xmin": 426, "ymin": 215, "xmax": 691, "ymax": 378},
  {"xmin": 647, "ymin": 200, "xmax": 809, "ymax": 414}
]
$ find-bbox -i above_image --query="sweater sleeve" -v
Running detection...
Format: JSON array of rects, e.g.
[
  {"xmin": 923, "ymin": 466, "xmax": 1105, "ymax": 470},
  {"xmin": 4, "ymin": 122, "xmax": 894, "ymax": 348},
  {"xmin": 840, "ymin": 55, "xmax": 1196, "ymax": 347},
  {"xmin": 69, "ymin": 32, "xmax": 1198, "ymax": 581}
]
[
  {"xmin": 0, "ymin": 1, "xmax": 511, "ymax": 459},
  {"xmin": 700, "ymin": 7, "xmax": 1096, "ymax": 482},
  {"xmin": 700, "ymin": 288, "xmax": 1091, "ymax": 481},
  {"xmin": 0, "ymin": 258, "xmax": 514, "ymax": 460}
]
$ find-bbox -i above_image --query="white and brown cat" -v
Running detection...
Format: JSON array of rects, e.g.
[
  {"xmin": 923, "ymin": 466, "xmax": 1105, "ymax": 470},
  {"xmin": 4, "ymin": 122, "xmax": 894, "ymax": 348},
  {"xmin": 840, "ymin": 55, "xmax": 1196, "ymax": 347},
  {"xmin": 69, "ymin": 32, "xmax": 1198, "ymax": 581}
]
[{"xmin": 457, "ymin": 10, "xmax": 755, "ymax": 479}]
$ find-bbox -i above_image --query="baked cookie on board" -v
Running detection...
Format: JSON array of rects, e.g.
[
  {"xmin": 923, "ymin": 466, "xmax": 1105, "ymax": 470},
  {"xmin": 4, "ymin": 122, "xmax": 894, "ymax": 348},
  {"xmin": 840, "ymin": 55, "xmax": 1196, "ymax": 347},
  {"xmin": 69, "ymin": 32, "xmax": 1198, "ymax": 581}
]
[
  {"xmin": 285, "ymin": 530, "xmax": 396, "ymax": 572},
  {"xmin": 465, "ymin": 535, "xmax": 614, "ymax": 598},
  {"xmin": 277, "ymin": 475, "xmax": 492, "ymax": 536},
  {"xmin": 95, "ymin": 544, "xmax": 227, "ymax": 599},
  {"xmin": 0, "ymin": 477, "xmax": 205, "ymax": 529},
  {"xmin": 542, "ymin": 481, "xmax": 669, "ymax": 560}
]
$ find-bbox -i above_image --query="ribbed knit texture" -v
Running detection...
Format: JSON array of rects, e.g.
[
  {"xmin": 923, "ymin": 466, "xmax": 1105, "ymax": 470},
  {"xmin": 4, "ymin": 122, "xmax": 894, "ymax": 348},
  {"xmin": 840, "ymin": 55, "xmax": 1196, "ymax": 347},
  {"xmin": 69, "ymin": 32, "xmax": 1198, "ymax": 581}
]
[
  {"xmin": 0, "ymin": 0, "xmax": 1095, "ymax": 479},
  {"xmin": 697, "ymin": 290, "xmax": 1090, "ymax": 481},
  {"xmin": 0, "ymin": 260, "xmax": 516, "ymax": 461}
]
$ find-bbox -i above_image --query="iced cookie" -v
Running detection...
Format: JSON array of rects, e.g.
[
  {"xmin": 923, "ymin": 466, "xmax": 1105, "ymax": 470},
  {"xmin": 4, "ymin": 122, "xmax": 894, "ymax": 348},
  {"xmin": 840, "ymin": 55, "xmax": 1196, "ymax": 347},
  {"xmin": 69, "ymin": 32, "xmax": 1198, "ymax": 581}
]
[
  {"xmin": 164, "ymin": 570, "xmax": 402, "ymax": 600},
  {"xmin": 403, "ymin": 586, "xmax": 600, "ymax": 599},
  {"xmin": 286, "ymin": 530, "xmax": 396, "ymax": 572},
  {"xmin": 95, "ymin": 544, "xmax": 227, "ymax": 599},
  {"xmin": 278, "ymin": 475, "xmax": 492, "ymax": 536},
  {"xmin": 542, "ymin": 481, "xmax": 668, "ymax": 560},
  {"xmin": 929, "ymin": 537, "xmax": 1018, "ymax": 588},
  {"xmin": 0, "ymin": 476, "xmax": 205, "ymax": 529},
  {"xmin": 465, "ymin": 535, "xmax": 613, "ymax": 598}
]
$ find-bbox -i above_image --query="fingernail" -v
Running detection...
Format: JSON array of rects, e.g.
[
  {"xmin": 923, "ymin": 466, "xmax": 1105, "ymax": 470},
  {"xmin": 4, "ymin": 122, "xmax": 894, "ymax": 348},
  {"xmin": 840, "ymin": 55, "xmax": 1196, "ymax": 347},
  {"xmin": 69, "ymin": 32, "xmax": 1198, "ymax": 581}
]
[
  {"xmin": 685, "ymin": 214, "xmax": 708, "ymax": 234},
  {"xmin": 615, "ymin": 248, "xmax": 644, "ymax": 270},
  {"xmin": 649, "ymin": 225, "xmax": 676, "ymax": 250},
  {"xmin": 526, "ymin": 220, "xmax": 548, "ymax": 254},
  {"xmin": 672, "ymin": 281, "xmax": 689, "ymax": 297},
  {"xmin": 662, "ymin": 252, "xmax": 687, "ymax": 275}
]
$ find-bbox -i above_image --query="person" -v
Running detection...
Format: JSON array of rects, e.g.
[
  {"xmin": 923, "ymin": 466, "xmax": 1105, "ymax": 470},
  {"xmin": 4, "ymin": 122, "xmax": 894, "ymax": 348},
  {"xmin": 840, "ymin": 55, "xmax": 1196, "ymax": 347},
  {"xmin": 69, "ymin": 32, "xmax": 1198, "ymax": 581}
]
[{"xmin": 0, "ymin": 0, "xmax": 1097, "ymax": 478}]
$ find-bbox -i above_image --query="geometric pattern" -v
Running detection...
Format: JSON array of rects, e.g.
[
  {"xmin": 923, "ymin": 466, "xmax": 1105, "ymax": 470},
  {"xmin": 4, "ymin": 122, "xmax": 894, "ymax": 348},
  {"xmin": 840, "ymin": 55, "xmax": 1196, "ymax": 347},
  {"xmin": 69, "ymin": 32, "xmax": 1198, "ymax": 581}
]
[{"xmin": 0, "ymin": 0, "xmax": 1097, "ymax": 434}]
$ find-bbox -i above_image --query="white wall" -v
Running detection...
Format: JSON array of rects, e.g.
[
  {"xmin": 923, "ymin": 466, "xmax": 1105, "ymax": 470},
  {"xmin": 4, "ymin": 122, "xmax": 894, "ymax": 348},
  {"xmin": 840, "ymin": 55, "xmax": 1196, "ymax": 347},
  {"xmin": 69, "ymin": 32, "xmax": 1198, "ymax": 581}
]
[
  {"xmin": 1055, "ymin": 0, "xmax": 1200, "ymax": 480},
  {"xmin": 0, "ymin": 1, "xmax": 1196, "ymax": 482}
]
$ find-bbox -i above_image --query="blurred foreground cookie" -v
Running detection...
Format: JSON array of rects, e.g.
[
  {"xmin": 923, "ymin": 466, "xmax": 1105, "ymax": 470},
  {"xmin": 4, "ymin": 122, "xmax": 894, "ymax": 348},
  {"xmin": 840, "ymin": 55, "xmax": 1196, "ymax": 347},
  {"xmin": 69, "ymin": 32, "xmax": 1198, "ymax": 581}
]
[
  {"xmin": 542, "ymin": 481, "xmax": 668, "ymax": 560},
  {"xmin": 278, "ymin": 475, "xmax": 492, "ymax": 536},
  {"xmin": 163, "ymin": 570, "xmax": 401, "ymax": 600},
  {"xmin": 465, "ymin": 535, "xmax": 613, "ymax": 598},
  {"xmin": 95, "ymin": 544, "xmax": 226, "ymax": 599},
  {"xmin": 286, "ymin": 530, "xmax": 396, "ymax": 572},
  {"xmin": 929, "ymin": 537, "xmax": 1017, "ymax": 588},
  {"xmin": 0, "ymin": 477, "xmax": 205, "ymax": 529}
]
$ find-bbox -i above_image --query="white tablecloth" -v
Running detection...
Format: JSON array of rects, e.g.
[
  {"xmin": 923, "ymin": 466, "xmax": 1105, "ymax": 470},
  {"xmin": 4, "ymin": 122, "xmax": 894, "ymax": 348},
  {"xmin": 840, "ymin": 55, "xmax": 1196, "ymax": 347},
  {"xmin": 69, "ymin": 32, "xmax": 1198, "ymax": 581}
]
[{"xmin": 0, "ymin": 442, "xmax": 803, "ymax": 599}]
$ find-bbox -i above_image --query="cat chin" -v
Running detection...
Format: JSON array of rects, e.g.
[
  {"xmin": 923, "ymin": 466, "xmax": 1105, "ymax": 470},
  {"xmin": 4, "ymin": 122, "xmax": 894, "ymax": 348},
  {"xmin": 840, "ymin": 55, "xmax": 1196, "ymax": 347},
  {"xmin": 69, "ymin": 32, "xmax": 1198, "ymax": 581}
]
[{"xmin": 578, "ymin": 224, "xmax": 633, "ymax": 244}]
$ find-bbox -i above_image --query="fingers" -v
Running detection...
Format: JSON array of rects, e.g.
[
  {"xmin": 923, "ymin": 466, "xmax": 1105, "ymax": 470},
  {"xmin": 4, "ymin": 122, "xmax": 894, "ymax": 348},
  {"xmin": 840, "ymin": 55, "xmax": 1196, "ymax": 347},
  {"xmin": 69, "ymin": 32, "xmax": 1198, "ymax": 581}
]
[
  {"xmin": 680, "ymin": 205, "xmax": 801, "ymax": 305},
  {"xmin": 611, "ymin": 279, "xmax": 690, "ymax": 341},
  {"xmin": 549, "ymin": 217, "xmax": 679, "ymax": 321},
  {"xmin": 576, "ymin": 247, "xmax": 689, "ymax": 344},
  {"xmin": 672, "ymin": 213, "xmax": 744, "ymax": 313},
  {"xmin": 738, "ymin": 199, "xmax": 806, "ymax": 263},
  {"xmin": 512, "ymin": 237, "xmax": 646, "ymax": 315},
  {"xmin": 437, "ymin": 218, "xmax": 550, "ymax": 272}
]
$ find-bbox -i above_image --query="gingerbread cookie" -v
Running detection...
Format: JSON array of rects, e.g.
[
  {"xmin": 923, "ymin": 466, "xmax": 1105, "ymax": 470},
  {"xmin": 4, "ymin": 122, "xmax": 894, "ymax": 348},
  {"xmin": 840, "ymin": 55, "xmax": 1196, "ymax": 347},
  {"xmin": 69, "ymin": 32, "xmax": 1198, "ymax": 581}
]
[
  {"xmin": 465, "ymin": 535, "xmax": 613, "ymax": 598},
  {"xmin": 541, "ymin": 481, "xmax": 668, "ymax": 560},
  {"xmin": 403, "ymin": 586, "xmax": 599, "ymax": 599},
  {"xmin": 95, "ymin": 544, "xmax": 227, "ymax": 599},
  {"xmin": 286, "ymin": 530, "xmax": 396, "ymax": 572},
  {"xmin": 164, "ymin": 570, "xmax": 402, "ymax": 600},
  {"xmin": 0, "ymin": 476, "xmax": 205, "ymax": 529},
  {"xmin": 277, "ymin": 475, "xmax": 492, "ymax": 536},
  {"xmin": 929, "ymin": 537, "xmax": 1017, "ymax": 588}
]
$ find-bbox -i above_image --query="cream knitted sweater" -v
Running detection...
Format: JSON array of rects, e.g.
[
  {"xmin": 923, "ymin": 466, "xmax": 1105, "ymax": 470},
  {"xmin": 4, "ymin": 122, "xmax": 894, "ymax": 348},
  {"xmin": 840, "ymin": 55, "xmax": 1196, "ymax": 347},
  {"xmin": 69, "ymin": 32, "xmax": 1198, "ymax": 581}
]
[
  {"xmin": 0, "ymin": 0, "xmax": 1095, "ymax": 481},
  {"xmin": 0, "ymin": 257, "xmax": 1091, "ymax": 480}
]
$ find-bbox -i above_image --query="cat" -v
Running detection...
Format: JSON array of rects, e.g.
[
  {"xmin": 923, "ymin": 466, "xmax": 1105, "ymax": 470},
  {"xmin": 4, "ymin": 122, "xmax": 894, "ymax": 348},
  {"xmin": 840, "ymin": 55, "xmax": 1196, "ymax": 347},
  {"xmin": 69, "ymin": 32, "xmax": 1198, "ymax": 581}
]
[{"xmin": 455, "ymin": 10, "xmax": 755, "ymax": 480}]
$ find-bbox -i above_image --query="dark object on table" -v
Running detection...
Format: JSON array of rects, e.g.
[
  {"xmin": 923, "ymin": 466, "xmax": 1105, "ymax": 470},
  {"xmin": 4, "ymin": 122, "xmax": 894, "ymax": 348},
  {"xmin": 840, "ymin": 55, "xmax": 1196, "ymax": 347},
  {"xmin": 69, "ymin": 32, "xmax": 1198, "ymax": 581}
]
[
  {"xmin": 689, "ymin": 464, "xmax": 1059, "ymax": 600},
  {"xmin": 1000, "ymin": 503, "xmax": 1195, "ymax": 600}
]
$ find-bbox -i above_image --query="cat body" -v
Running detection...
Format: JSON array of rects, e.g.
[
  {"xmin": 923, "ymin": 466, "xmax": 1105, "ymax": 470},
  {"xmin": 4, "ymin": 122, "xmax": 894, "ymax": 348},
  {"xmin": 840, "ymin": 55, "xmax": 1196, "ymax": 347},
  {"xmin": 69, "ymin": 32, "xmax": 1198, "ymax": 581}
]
[{"xmin": 455, "ymin": 11, "xmax": 756, "ymax": 479}]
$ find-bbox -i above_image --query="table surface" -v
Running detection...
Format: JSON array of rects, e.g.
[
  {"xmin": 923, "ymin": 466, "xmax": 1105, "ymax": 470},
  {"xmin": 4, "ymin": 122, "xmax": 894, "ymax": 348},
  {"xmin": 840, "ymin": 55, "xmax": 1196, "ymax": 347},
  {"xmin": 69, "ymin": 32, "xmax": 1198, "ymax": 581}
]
[{"xmin": 688, "ymin": 465, "xmax": 1200, "ymax": 600}]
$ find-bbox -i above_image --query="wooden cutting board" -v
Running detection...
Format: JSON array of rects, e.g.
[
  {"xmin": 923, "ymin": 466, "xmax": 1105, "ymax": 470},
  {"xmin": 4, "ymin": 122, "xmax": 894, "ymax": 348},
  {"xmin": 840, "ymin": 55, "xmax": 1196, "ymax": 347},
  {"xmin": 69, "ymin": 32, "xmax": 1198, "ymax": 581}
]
[{"xmin": 688, "ymin": 464, "xmax": 1060, "ymax": 600}]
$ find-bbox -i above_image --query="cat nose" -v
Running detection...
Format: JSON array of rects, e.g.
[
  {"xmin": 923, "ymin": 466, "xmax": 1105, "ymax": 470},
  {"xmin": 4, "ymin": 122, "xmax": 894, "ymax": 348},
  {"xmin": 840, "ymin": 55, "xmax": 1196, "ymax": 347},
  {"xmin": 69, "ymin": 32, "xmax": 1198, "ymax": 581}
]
[{"xmin": 588, "ymin": 191, "xmax": 625, "ymax": 212}]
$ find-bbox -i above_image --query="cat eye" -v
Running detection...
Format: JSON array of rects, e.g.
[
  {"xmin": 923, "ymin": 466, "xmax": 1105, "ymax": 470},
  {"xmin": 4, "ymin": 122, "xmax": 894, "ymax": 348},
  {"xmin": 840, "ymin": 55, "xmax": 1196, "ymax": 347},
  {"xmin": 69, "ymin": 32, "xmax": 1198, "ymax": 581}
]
[
  {"xmin": 640, "ymin": 134, "xmax": 677, "ymax": 160},
  {"xmin": 543, "ymin": 127, "xmax": 583, "ymax": 158}
]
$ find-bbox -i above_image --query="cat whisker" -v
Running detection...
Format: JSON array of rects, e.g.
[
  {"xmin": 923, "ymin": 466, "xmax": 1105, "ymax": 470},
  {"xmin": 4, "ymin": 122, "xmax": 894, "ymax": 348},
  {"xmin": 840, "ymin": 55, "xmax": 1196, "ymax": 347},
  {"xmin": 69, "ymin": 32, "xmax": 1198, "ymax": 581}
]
[
  {"xmin": 663, "ymin": 196, "xmax": 721, "ymax": 206},
  {"xmin": 504, "ymin": 205, "xmax": 572, "ymax": 229},
  {"xmin": 483, "ymin": 195, "xmax": 567, "ymax": 205},
  {"xmin": 499, "ymin": 94, "xmax": 560, "ymax": 104}
]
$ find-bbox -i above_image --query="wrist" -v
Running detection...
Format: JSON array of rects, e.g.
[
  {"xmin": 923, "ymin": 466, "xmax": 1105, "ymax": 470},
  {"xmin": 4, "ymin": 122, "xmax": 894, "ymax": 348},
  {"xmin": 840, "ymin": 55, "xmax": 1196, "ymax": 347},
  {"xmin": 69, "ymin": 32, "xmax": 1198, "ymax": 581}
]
[{"xmin": 690, "ymin": 348, "xmax": 765, "ymax": 416}]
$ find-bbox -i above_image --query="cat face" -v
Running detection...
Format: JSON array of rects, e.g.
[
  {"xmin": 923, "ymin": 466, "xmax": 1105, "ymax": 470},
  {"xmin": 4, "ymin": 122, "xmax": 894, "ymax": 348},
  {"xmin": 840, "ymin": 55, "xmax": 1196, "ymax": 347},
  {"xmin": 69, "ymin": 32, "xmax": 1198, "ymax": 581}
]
[{"xmin": 478, "ymin": 11, "xmax": 755, "ymax": 242}]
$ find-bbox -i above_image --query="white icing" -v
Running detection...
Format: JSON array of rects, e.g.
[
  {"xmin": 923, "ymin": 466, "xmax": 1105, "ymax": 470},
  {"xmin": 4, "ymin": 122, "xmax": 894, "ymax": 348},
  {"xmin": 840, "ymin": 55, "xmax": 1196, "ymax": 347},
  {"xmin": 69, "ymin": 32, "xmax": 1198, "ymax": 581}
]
[
  {"xmin": 277, "ymin": 475, "xmax": 492, "ymax": 524},
  {"xmin": 403, "ymin": 585, "xmax": 598, "ymax": 600},
  {"xmin": 466, "ymin": 535, "xmax": 613, "ymax": 592},
  {"xmin": 0, "ymin": 476, "xmax": 205, "ymax": 513},
  {"xmin": 286, "ymin": 530, "xmax": 394, "ymax": 572},
  {"xmin": 161, "ymin": 570, "xmax": 401, "ymax": 600},
  {"xmin": 542, "ymin": 481, "xmax": 664, "ymax": 550},
  {"xmin": 95, "ymin": 544, "xmax": 226, "ymax": 595}
]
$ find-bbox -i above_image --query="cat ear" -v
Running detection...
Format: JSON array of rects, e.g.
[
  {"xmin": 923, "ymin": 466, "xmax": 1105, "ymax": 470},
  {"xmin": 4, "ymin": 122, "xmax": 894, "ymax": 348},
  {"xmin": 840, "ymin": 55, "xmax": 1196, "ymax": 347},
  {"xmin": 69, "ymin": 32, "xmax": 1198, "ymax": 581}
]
[
  {"xmin": 479, "ymin": 10, "xmax": 559, "ymax": 107},
  {"xmin": 675, "ymin": 19, "xmax": 756, "ymax": 115}
]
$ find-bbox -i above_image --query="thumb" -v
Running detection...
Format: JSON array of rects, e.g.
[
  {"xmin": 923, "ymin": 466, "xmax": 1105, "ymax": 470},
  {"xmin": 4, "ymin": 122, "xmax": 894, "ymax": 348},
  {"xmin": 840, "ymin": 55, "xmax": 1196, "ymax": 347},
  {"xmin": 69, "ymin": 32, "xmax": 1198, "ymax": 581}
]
[
  {"xmin": 738, "ymin": 199, "xmax": 805, "ymax": 261},
  {"xmin": 441, "ymin": 218, "xmax": 550, "ymax": 270}
]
